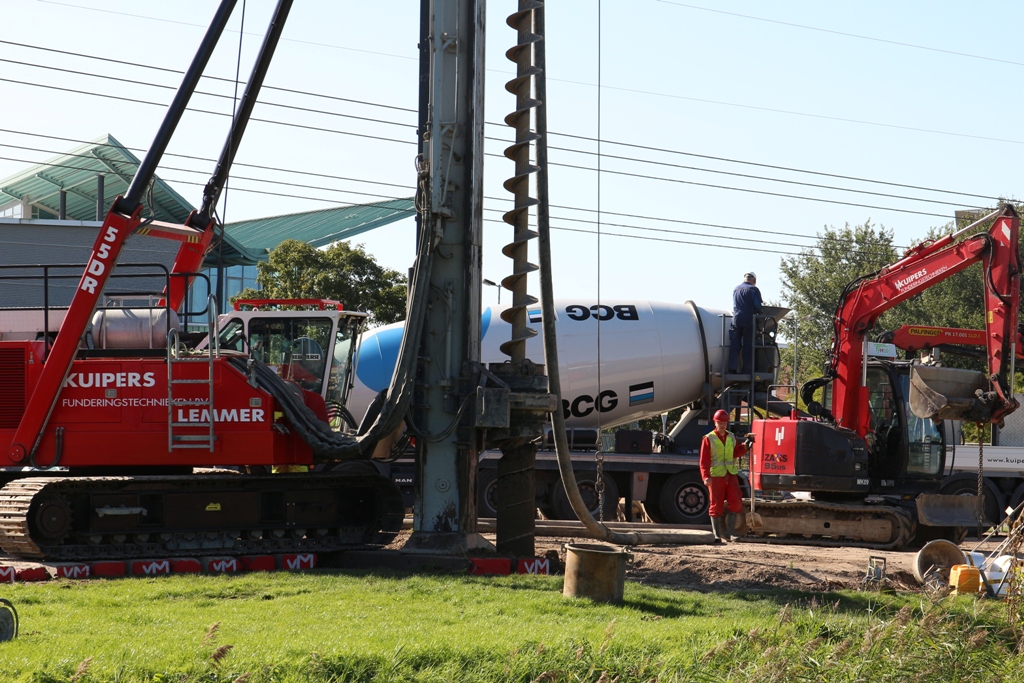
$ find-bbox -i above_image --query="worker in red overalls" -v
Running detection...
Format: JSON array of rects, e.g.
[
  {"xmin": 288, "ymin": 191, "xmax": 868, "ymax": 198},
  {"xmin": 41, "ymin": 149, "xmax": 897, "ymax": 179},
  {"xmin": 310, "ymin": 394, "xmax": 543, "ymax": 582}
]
[{"xmin": 700, "ymin": 409, "xmax": 753, "ymax": 543}]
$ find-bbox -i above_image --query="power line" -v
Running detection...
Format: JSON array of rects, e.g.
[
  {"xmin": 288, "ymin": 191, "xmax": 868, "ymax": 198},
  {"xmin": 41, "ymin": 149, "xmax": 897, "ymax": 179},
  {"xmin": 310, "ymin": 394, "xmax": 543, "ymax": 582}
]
[
  {"xmin": 0, "ymin": 67, "xmax": 965, "ymax": 217},
  {"xmin": 0, "ymin": 41, "xmax": 1003, "ymax": 203},
  {"xmin": 5, "ymin": 26, "xmax": 1022, "ymax": 148},
  {"xmin": 0, "ymin": 137, "xmax": 951, "ymax": 255},
  {"xmin": 0, "ymin": 57, "xmax": 417, "ymax": 132},
  {"xmin": 523, "ymin": 157, "xmax": 954, "ymax": 219},
  {"xmin": 656, "ymin": 0, "xmax": 1024, "ymax": 68},
  {"xmin": 0, "ymin": 131, "xmax": 416, "ymax": 192},
  {"xmin": 534, "ymin": 144, "xmax": 989, "ymax": 210},
  {"xmin": 0, "ymin": 76, "xmax": 418, "ymax": 147},
  {"xmin": 0, "ymin": 152, "xmax": 904, "ymax": 259},
  {"xmin": 0, "ymin": 138, "xmax": 902, "ymax": 254},
  {"xmin": 540, "ymin": 133, "xmax": 999, "ymax": 202}
]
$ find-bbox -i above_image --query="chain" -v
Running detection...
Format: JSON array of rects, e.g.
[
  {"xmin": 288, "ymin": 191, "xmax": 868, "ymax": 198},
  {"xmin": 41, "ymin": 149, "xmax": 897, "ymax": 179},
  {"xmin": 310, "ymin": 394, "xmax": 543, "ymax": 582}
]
[
  {"xmin": 977, "ymin": 424, "xmax": 985, "ymax": 536},
  {"xmin": 595, "ymin": 448, "xmax": 605, "ymax": 522}
]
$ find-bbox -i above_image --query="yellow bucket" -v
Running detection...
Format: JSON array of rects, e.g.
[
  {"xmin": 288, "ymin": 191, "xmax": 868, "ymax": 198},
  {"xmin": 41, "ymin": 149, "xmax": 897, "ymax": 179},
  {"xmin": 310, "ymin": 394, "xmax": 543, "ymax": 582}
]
[{"xmin": 949, "ymin": 565, "xmax": 981, "ymax": 594}]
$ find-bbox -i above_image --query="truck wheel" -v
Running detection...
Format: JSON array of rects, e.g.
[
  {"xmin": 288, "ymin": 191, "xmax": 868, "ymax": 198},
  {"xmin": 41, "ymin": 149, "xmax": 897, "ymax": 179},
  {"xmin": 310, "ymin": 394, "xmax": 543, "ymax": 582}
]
[
  {"xmin": 940, "ymin": 476, "xmax": 1003, "ymax": 532},
  {"xmin": 477, "ymin": 469, "xmax": 499, "ymax": 518},
  {"xmin": 656, "ymin": 473, "xmax": 710, "ymax": 524},
  {"xmin": 1009, "ymin": 482, "xmax": 1024, "ymax": 521},
  {"xmin": 551, "ymin": 472, "xmax": 618, "ymax": 521}
]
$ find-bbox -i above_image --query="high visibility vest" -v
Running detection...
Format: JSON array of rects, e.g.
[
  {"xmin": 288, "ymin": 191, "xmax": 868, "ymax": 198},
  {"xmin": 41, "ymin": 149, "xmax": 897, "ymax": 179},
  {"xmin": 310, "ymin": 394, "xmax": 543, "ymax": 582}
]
[{"xmin": 707, "ymin": 430, "xmax": 739, "ymax": 477}]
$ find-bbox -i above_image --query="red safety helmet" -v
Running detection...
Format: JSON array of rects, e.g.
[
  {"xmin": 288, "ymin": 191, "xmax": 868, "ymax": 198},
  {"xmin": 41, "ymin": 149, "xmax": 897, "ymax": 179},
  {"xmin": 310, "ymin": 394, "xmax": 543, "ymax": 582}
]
[{"xmin": 713, "ymin": 409, "xmax": 730, "ymax": 422}]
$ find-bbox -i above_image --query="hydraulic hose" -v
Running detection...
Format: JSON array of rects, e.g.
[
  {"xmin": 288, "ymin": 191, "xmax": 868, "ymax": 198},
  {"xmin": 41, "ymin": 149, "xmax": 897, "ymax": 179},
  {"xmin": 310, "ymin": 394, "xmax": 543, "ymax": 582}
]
[
  {"xmin": 228, "ymin": 356, "xmax": 360, "ymax": 460},
  {"xmin": 534, "ymin": 4, "xmax": 708, "ymax": 546}
]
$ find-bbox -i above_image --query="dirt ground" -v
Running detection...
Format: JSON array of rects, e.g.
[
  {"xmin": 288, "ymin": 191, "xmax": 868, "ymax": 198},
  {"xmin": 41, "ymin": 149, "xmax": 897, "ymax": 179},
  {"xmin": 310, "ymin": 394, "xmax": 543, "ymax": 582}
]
[{"xmin": 447, "ymin": 532, "xmax": 1007, "ymax": 594}]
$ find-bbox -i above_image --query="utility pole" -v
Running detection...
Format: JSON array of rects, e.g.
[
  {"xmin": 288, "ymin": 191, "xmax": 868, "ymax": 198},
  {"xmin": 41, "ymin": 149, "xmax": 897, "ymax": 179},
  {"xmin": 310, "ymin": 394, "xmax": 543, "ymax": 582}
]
[{"xmin": 404, "ymin": 0, "xmax": 489, "ymax": 553}]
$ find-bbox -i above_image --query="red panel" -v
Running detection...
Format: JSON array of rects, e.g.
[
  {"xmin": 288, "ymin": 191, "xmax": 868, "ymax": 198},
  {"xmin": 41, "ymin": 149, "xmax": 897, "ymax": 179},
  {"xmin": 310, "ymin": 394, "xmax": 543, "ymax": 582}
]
[
  {"xmin": 517, "ymin": 558, "xmax": 551, "ymax": 575},
  {"xmin": 0, "ymin": 348, "xmax": 26, "ymax": 429},
  {"xmin": 90, "ymin": 561, "xmax": 126, "ymax": 577},
  {"xmin": 241, "ymin": 555, "xmax": 275, "ymax": 572},
  {"xmin": 171, "ymin": 559, "xmax": 202, "ymax": 574},
  {"xmin": 16, "ymin": 567, "xmax": 48, "ymax": 582},
  {"xmin": 469, "ymin": 558, "xmax": 510, "ymax": 575},
  {"xmin": 0, "ymin": 566, "xmax": 15, "ymax": 583},
  {"xmin": 751, "ymin": 417, "xmax": 798, "ymax": 490}
]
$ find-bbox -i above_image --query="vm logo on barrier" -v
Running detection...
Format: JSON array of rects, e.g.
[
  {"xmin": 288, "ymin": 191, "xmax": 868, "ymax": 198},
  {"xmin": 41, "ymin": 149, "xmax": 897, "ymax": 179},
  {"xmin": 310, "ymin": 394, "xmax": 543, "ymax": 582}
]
[
  {"xmin": 283, "ymin": 554, "xmax": 316, "ymax": 570},
  {"xmin": 133, "ymin": 560, "xmax": 171, "ymax": 576},
  {"xmin": 58, "ymin": 565, "xmax": 90, "ymax": 579},
  {"xmin": 0, "ymin": 566, "xmax": 14, "ymax": 583},
  {"xmin": 517, "ymin": 558, "xmax": 551, "ymax": 575},
  {"xmin": 207, "ymin": 558, "xmax": 238, "ymax": 573}
]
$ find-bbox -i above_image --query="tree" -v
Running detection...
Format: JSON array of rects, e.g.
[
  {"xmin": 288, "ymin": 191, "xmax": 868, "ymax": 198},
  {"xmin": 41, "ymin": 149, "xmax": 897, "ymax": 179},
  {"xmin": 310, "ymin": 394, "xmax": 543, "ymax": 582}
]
[
  {"xmin": 778, "ymin": 221, "xmax": 902, "ymax": 389},
  {"xmin": 779, "ymin": 203, "xmax": 1024, "ymax": 395},
  {"xmin": 232, "ymin": 239, "xmax": 407, "ymax": 325}
]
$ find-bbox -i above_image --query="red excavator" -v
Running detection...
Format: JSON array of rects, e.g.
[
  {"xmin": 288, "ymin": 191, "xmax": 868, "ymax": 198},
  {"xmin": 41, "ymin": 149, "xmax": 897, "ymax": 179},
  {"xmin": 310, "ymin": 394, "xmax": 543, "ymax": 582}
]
[
  {"xmin": 747, "ymin": 204, "xmax": 1021, "ymax": 548},
  {"xmin": 0, "ymin": 0, "xmax": 403, "ymax": 560}
]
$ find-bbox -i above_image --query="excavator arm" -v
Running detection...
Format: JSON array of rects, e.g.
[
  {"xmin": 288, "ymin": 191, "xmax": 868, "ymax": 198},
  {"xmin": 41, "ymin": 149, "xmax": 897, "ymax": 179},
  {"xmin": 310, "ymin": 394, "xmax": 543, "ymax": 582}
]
[
  {"xmin": 816, "ymin": 204, "xmax": 1020, "ymax": 437},
  {"xmin": 878, "ymin": 324, "xmax": 1024, "ymax": 360}
]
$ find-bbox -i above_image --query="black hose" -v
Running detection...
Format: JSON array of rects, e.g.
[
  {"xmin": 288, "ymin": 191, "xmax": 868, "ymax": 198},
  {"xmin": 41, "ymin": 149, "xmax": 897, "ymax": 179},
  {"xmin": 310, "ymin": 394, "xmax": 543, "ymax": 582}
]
[{"xmin": 227, "ymin": 357, "xmax": 362, "ymax": 461}]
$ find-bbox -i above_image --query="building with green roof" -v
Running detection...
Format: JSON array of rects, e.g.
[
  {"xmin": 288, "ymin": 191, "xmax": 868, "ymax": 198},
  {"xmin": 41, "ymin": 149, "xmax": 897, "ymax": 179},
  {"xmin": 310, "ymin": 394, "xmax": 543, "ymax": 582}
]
[{"xmin": 0, "ymin": 135, "xmax": 414, "ymax": 317}]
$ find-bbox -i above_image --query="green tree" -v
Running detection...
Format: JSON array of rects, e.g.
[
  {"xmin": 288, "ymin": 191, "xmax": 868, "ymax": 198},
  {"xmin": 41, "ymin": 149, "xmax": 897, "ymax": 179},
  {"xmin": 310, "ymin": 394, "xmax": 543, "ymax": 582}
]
[
  {"xmin": 232, "ymin": 239, "xmax": 407, "ymax": 325},
  {"xmin": 779, "ymin": 203, "xmax": 1024, "ymax": 396},
  {"xmin": 778, "ymin": 221, "xmax": 903, "ymax": 389}
]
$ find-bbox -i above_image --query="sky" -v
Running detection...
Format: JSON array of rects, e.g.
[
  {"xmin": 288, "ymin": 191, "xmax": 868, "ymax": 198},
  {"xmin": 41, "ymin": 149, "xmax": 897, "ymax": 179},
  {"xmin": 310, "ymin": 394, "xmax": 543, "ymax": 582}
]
[{"xmin": 1, "ymin": 0, "xmax": 1021, "ymax": 319}]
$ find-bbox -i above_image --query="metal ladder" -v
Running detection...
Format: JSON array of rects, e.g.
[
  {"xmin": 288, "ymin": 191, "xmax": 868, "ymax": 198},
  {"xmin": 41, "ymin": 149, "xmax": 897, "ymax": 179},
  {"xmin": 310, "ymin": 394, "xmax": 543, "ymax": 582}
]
[{"xmin": 167, "ymin": 295, "xmax": 219, "ymax": 451}]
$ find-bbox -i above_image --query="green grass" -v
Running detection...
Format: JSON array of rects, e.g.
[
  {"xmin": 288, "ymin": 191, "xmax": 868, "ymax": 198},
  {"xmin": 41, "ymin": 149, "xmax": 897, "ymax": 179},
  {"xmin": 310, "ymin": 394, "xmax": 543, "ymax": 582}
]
[{"xmin": 0, "ymin": 570, "xmax": 1021, "ymax": 682}]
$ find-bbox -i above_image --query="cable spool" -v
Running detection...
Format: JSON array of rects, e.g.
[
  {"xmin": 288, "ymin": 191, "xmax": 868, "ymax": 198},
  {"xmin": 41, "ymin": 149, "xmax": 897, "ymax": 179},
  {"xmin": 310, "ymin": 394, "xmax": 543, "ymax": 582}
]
[{"xmin": 0, "ymin": 599, "xmax": 18, "ymax": 642}]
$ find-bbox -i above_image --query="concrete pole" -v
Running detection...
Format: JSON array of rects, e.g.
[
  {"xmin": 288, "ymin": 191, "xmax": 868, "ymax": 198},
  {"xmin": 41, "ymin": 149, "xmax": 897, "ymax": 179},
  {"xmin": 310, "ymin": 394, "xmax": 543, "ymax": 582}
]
[{"xmin": 404, "ymin": 0, "xmax": 488, "ymax": 554}]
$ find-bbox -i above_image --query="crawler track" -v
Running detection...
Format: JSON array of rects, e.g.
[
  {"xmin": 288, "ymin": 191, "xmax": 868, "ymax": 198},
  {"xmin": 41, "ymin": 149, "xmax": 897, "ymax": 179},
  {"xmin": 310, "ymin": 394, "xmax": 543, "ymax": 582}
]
[
  {"xmin": 737, "ymin": 499, "xmax": 915, "ymax": 550},
  {"xmin": 0, "ymin": 471, "xmax": 404, "ymax": 561}
]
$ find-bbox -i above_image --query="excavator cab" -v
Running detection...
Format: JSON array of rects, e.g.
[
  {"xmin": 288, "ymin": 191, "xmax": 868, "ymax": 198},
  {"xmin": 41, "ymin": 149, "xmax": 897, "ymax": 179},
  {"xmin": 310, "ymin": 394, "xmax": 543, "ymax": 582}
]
[
  {"xmin": 864, "ymin": 362, "xmax": 946, "ymax": 484},
  {"xmin": 213, "ymin": 306, "xmax": 368, "ymax": 411}
]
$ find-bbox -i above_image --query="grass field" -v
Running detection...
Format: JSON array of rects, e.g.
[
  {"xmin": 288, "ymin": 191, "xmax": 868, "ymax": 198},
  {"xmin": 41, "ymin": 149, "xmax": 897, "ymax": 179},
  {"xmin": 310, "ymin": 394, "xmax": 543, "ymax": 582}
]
[{"xmin": 0, "ymin": 570, "xmax": 1020, "ymax": 682}]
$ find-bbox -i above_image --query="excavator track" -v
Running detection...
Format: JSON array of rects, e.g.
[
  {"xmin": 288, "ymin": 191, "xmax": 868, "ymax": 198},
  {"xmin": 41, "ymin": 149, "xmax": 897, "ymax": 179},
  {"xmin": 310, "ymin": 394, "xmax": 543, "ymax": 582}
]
[
  {"xmin": 735, "ymin": 499, "xmax": 915, "ymax": 550},
  {"xmin": 0, "ymin": 471, "xmax": 404, "ymax": 561}
]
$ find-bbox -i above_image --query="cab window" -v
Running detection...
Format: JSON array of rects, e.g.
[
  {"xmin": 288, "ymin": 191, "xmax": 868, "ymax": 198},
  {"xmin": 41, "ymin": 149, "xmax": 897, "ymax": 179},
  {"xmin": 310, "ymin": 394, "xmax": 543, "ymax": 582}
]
[{"xmin": 899, "ymin": 373, "xmax": 944, "ymax": 476}]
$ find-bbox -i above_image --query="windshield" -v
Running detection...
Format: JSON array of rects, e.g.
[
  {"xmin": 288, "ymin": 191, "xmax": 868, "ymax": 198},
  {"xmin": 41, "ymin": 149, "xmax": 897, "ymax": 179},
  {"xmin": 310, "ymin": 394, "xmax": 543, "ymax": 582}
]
[
  {"xmin": 247, "ymin": 317, "xmax": 333, "ymax": 394},
  {"xmin": 899, "ymin": 372, "xmax": 944, "ymax": 476}
]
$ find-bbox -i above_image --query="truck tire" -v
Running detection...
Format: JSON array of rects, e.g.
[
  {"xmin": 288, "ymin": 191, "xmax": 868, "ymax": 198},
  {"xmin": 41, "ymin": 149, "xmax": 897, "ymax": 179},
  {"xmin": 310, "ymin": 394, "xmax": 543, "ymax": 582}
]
[
  {"xmin": 1010, "ymin": 481, "xmax": 1024, "ymax": 521},
  {"xmin": 477, "ymin": 469, "xmax": 499, "ymax": 518},
  {"xmin": 940, "ymin": 475, "xmax": 1004, "ymax": 531},
  {"xmin": 656, "ymin": 473, "xmax": 710, "ymax": 524},
  {"xmin": 551, "ymin": 471, "xmax": 618, "ymax": 521}
]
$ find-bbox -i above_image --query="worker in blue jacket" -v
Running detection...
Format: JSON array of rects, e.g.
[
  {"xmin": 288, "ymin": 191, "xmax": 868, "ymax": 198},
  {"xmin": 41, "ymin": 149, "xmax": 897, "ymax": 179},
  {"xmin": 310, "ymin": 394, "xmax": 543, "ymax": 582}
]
[{"xmin": 727, "ymin": 272, "xmax": 762, "ymax": 374}]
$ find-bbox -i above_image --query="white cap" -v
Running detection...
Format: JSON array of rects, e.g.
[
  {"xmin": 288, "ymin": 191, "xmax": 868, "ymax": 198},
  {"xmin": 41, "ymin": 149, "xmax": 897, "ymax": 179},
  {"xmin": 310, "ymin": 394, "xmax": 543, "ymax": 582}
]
[{"xmin": 744, "ymin": 272, "xmax": 756, "ymax": 280}]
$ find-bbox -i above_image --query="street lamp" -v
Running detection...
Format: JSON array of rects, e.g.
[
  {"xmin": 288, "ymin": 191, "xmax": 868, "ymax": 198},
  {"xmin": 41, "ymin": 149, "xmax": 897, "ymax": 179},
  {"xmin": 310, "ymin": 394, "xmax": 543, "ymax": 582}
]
[{"xmin": 483, "ymin": 278, "xmax": 501, "ymax": 304}]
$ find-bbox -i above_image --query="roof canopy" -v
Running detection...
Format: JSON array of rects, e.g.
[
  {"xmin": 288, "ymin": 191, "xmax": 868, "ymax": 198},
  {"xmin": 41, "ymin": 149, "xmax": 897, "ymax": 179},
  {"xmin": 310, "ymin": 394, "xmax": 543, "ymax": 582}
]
[
  {"xmin": 0, "ymin": 135, "xmax": 414, "ymax": 267},
  {"xmin": 0, "ymin": 134, "xmax": 193, "ymax": 223},
  {"xmin": 208, "ymin": 198, "xmax": 415, "ymax": 267}
]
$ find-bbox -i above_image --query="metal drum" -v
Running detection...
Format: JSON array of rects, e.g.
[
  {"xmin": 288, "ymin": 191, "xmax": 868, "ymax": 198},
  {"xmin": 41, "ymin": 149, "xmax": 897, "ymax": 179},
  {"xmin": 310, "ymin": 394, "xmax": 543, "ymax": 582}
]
[
  {"xmin": 90, "ymin": 308, "xmax": 180, "ymax": 349},
  {"xmin": 562, "ymin": 543, "xmax": 631, "ymax": 603}
]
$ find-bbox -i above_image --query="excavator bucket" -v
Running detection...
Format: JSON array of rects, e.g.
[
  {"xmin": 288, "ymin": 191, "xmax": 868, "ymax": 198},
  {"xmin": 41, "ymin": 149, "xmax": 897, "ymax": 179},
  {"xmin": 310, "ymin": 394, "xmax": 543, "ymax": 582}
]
[
  {"xmin": 916, "ymin": 493, "xmax": 987, "ymax": 528},
  {"xmin": 909, "ymin": 365, "xmax": 990, "ymax": 422}
]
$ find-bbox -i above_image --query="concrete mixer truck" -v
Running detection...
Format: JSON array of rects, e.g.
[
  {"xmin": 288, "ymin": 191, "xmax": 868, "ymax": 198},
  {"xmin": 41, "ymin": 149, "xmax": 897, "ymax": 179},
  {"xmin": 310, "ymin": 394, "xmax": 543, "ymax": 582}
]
[{"xmin": 348, "ymin": 299, "xmax": 791, "ymax": 524}]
